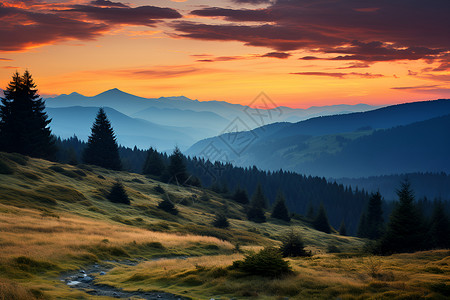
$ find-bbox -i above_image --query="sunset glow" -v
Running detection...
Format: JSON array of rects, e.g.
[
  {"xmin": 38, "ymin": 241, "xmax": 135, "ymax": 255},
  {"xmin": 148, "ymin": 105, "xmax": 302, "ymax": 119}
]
[{"xmin": 0, "ymin": 0, "xmax": 449, "ymax": 108}]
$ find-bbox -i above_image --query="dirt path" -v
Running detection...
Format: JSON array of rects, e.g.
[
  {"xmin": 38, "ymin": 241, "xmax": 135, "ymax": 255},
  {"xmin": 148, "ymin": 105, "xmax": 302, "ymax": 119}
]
[{"xmin": 60, "ymin": 258, "xmax": 191, "ymax": 299}]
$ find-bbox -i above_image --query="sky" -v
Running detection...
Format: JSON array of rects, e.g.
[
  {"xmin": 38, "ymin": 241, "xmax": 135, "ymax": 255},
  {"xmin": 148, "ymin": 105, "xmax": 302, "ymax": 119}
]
[{"xmin": 0, "ymin": 0, "xmax": 449, "ymax": 108}]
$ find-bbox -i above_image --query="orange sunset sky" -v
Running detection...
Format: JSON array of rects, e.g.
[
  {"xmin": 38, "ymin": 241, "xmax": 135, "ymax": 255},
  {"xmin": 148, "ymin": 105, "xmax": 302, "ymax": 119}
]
[{"xmin": 0, "ymin": 0, "xmax": 449, "ymax": 108}]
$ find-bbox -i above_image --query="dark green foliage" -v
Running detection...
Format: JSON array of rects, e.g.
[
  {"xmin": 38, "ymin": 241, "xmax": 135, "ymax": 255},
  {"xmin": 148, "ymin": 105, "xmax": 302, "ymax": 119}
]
[
  {"xmin": 153, "ymin": 184, "xmax": 165, "ymax": 194},
  {"xmin": 212, "ymin": 212, "xmax": 230, "ymax": 229},
  {"xmin": 142, "ymin": 147, "xmax": 165, "ymax": 176},
  {"xmin": 157, "ymin": 195, "xmax": 178, "ymax": 215},
  {"xmin": 107, "ymin": 181, "xmax": 130, "ymax": 205},
  {"xmin": 430, "ymin": 201, "xmax": 450, "ymax": 249},
  {"xmin": 0, "ymin": 158, "xmax": 14, "ymax": 174},
  {"xmin": 231, "ymin": 247, "xmax": 292, "ymax": 277},
  {"xmin": 251, "ymin": 183, "xmax": 268, "ymax": 209},
  {"xmin": 375, "ymin": 181, "xmax": 427, "ymax": 254},
  {"xmin": 246, "ymin": 183, "xmax": 268, "ymax": 223},
  {"xmin": 167, "ymin": 146, "xmax": 188, "ymax": 184},
  {"xmin": 358, "ymin": 191, "xmax": 384, "ymax": 239},
  {"xmin": 313, "ymin": 203, "xmax": 331, "ymax": 233},
  {"xmin": 232, "ymin": 186, "xmax": 249, "ymax": 204},
  {"xmin": 306, "ymin": 202, "xmax": 315, "ymax": 220},
  {"xmin": 339, "ymin": 220, "xmax": 347, "ymax": 236},
  {"xmin": 271, "ymin": 192, "xmax": 291, "ymax": 222},
  {"xmin": 0, "ymin": 71, "xmax": 55, "ymax": 159},
  {"xmin": 186, "ymin": 175, "xmax": 202, "ymax": 187},
  {"xmin": 82, "ymin": 108, "xmax": 121, "ymax": 170},
  {"xmin": 279, "ymin": 229, "xmax": 311, "ymax": 257}
]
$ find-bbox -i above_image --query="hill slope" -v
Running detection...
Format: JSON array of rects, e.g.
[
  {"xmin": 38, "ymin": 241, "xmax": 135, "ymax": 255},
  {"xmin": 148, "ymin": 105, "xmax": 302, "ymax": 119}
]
[{"xmin": 187, "ymin": 99, "xmax": 450, "ymax": 178}]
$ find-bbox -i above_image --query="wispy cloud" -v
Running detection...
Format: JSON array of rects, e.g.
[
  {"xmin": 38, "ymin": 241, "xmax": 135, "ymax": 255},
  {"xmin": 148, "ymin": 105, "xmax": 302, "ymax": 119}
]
[{"xmin": 290, "ymin": 71, "xmax": 384, "ymax": 79}]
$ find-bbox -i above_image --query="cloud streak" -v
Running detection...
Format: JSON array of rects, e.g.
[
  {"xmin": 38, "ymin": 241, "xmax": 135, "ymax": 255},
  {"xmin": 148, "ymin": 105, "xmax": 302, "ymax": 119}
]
[{"xmin": 290, "ymin": 72, "xmax": 384, "ymax": 79}]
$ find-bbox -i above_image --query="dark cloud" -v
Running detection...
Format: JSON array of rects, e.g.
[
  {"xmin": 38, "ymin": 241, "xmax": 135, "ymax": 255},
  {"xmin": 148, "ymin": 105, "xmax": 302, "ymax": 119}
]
[
  {"xmin": 391, "ymin": 85, "xmax": 440, "ymax": 90},
  {"xmin": 195, "ymin": 55, "xmax": 246, "ymax": 62},
  {"xmin": 176, "ymin": 0, "xmax": 450, "ymax": 63},
  {"xmin": 0, "ymin": 2, "xmax": 182, "ymax": 51},
  {"xmin": 0, "ymin": 58, "xmax": 12, "ymax": 61},
  {"xmin": 232, "ymin": 0, "xmax": 272, "ymax": 4},
  {"xmin": 0, "ymin": 4, "xmax": 108, "ymax": 51},
  {"xmin": 68, "ymin": 5, "xmax": 182, "ymax": 26},
  {"xmin": 290, "ymin": 72, "xmax": 384, "ymax": 79},
  {"xmin": 261, "ymin": 52, "xmax": 291, "ymax": 59},
  {"xmin": 89, "ymin": 0, "xmax": 129, "ymax": 8}
]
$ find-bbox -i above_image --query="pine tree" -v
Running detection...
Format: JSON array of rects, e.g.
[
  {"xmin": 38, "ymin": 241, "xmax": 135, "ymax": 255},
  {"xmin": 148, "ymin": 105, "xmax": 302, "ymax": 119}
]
[
  {"xmin": 0, "ymin": 71, "xmax": 55, "ymax": 159},
  {"xmin": 339, "ymin": 220, "xmax": 347, "ymax": 236},
  {"xmin": 313, "ymin": 203, "xmax": 331, "ymax": 233},
  {"xmin": 280, "ymin": 229, "xmax": 310, "ymax": 257},
  {"xmin": 357, "ymin": 212, "xmax": 368, "ymax": 238},
  {"xmin": 212, "ymin": 212, "xmax": 230, "ymax": 228},
  {"xmin": 142, "ymin": 147, "xmax": 165, "ymax": 176},
  {"xmin": 82, "ymin": 108, "xmax": 121, "ymax": 170},
  {"xmin": 430, "ymin": 200, "xmax": 450, "ymax": 249},
  {"xmin": 306, "ymin": 202, "xmax": 315, "ymax": 220},
  {"xmin": 107, "ymin": 181, "xmax": 130, "ymax": 205},
  {"xmin": 271, "ymin": 191, "xmax": 290, "ymax": 222},
  {"xmin": 366, "ymin": 191, "xmax": 384, "ymax": 239},
  {"xmin": 251, "ymin": 183, "xmax": 268, "ymax": 209},
  {"xmin": 232, "ymin": 186, "xmax": 249, "ymax": 204},
  {"xmin": 167, "ymin": 146, "xmax": 188, "ymax": 184},
  {"xmin": 375, "ymin": 181, "xmax": 427, "ymax": 254}
]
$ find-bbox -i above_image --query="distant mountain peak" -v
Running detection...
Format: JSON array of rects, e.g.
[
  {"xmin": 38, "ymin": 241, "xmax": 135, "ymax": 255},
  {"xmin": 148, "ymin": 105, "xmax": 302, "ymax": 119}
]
[{"xmin": 95, "ymin": 88, "xmax": 134, "ymax": 97}]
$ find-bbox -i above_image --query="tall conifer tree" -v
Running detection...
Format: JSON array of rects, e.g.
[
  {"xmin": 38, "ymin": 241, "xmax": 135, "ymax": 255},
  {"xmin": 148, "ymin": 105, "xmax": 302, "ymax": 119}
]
[
  {"xmin": 143, "ymin": 147, "xmax": 165, "ymax": 176},
  {"xmin": 376, "ymin": 181, "xmax": 427, "ymax": 254},
  {"xmin": 82, "ymin": 108, "xmax": 121, "ymax": 170},
  {"xmin": 271, "ymin": 191, "xmax": 291, "ymax": 222},
  {"xmin": 0, "ymin": 71, "xmax": 55, "ymax": 159},
  {"xmin": 313, "ymin": 203, "xmax": 331, "ymax": 233},
  {"xmin": 167, "ymin": 146, "xmax": 188, "ymax": 184}
]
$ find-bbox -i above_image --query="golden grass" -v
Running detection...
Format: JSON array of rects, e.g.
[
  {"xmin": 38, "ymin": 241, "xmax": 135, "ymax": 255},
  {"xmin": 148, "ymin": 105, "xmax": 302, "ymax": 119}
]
[{"xmin": 96, "ymin": 250, "xmax": 450, "ymax": 299}]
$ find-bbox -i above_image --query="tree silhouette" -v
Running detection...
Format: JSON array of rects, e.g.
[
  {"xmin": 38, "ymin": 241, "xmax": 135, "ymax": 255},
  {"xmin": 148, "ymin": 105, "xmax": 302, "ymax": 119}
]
[
  {"xmin": 212, "ymin": 212, "xmax": 230, "ymax": 228},
  {"xmin": 271, "ymin": 191, "xmax": 290, "ymax": 222},
  {"xmin": 107, "ymin": 181, "xmax": 130, "ymax": 205},
  {"xmin": 82, "ymin": 108, "xmax": 121, "ymax": 170},
  {"xmin": 280, "ymin": 229, "xmax": 310, "ymax": 257},
  {"xmin": 142, "ymin": 147, "xmax": 165, "ymax": 176},
  {"xmin": 232, "ymin": 186, "xmax": 249, "ymax": 204},
  {"xmin": 339, "ymin": 220, "xmax": 347, "ymax": 236},
  {"xmin": 430, "ymin": 200, "xmax": 450, "ymax": 249},
  {"xmin": 251, "ymin": 183, "xmax": 268, "ymax": 209},
  {"xmin": 0, "ymin": 71, "xmax": 55, "ymax": 159},
  {"xmin": 167, "ymin": 146, "xmax": 188, "ymax": 184},
  {"xmin": 375, "ymin": 180, "xmax": 427, "ymax": 254},
  {"xmin": 313, "ymin": 203, "xmax": 331, "ymax": 233}
]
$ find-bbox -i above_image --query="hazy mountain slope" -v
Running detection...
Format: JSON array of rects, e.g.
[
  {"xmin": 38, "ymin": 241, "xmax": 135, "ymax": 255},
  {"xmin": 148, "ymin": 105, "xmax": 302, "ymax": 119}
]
[
  {"xmin": 187, "ymin": 99, "xmax": 450, "ymax": 177},
  {"xmin": 47, "ymin": 106, "xmax": 198, "ymax": 150},
  {"xmin": 300, "ymin": 114, "xmax": 450, "ymax": 177}
]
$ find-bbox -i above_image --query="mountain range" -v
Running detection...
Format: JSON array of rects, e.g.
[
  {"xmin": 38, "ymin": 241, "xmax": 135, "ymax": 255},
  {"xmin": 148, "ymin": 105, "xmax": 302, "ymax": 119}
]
[
  {"xmin": 187, "ymin": 99, "xmax": 450, "ymax": 178},
  {"xmin": 45, "ymin": 89, "xmax": 377, "ymax": 151}
]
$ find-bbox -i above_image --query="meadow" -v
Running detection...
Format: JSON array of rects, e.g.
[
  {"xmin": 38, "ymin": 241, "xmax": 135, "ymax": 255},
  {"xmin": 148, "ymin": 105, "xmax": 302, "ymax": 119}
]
[{"xmin": 0, "ymin": 152, "xmax": 449, "ymax": 299}]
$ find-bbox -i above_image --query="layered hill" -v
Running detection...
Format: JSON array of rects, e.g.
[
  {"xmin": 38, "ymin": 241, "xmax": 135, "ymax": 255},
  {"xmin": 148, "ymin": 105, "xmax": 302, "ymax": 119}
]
[{"xmin": 187, "ymin": 99, "xmax": 450, "ymax": 178}]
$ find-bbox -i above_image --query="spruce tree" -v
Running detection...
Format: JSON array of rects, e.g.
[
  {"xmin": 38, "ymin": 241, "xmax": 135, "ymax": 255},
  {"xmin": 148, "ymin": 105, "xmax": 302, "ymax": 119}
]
[
  {"xmin": 251, "ymin": 183, "xmax": 268, "ymax": 209},
  {"xmin": 232, "ymin": 186, "xmax": 249, "ymax": 204},
  {"xmin": 430, "ymin": 200, "xmax": 450, "ymax": 249},
  {"xmin": 107, "ymin": 181, "xmax": 130, "ymax": 205},
  {"xmin": 375, "ymin": 181, "xmax": 427, "ymax": 254},
  {"xmin": 306, "ymin": 202, "xmax": 315, "ymax": 220},
  {"xmin": 339, "ymin": 220, "xmax": 347, "ymax": 236},
  {"xmin": 271, "ymin": 191, "xmax": 290, "ymax": 222},
  {"xmin": 280, "ymin": 229, "xmax": 310, "ymax": 257},
  {"xmin": 313, "ymin": 203, "xmax": 331, "ymax": 233},
  {"xmin": 142, "ymin": 147, "xmax": 165, "ymax": 176},
  {"xmin": 82, "ymin": 108, "xmax": 121, "ymax": 170},
  {"xmin": 212, "ymin": 212, "xmax": 230, "ymax": 228},
  {"xmin": 366, "ymin": 191, "xmax": 384, "ymax": 239},
  {"xmin": 357, "ymin": 212, "xmax": 368, "ymax": 238},
  {"xmin": 167, "ymin": 146, "xmax": 188, "ymax": 184},
  {"xmin": 0, "ymin": 71, "xmax": 55, "ymax": 159}
]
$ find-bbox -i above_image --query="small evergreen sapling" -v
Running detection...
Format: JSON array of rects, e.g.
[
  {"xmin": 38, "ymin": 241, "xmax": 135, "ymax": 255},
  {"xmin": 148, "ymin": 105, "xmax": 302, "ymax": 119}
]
[{"xmin": 107, "ymin": 181, "xmax": 130, "ymax": 205}]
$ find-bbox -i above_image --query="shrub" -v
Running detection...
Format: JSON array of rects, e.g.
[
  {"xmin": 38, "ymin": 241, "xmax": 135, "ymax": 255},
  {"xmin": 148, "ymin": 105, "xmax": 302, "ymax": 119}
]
[
  {"xmin": 107, "ymin": 181, "xmax": 130, "ymax": 205},
  {"xmin": 153, "ymin": 184, "xmax": 165, "ymax": 194},
  {"xmin": 157, "ymin": 195, "xmax": 178, "ymax": 215},
  {"xmin": 0, "ymin": 159, "xmax": 13, "ymax": 174},
  {"xmin": 212, "ymin": 213, "xmax": 230, "ymax": 229},
  {"xmin": 280, "ymin": 229, "xmax": 311, "ymax": 257},
  {"xmin": 231, "ymin": 247, "xmax": 292, "ymax": 277}
]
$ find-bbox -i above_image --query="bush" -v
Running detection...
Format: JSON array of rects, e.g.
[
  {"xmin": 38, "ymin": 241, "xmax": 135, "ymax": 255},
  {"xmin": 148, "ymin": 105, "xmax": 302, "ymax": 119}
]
[
  {"xmin": 0, "ymin": 159, "xmax": 13, "ymax": 174},
  {"xmin": 107, "ymin": 181, "xmax": 130, "ymax": 205},
  {"xmin": 231, "ymin": 247, "xmax": 292, "ymax": 277},
  {"xmin": 280, "ymin": 229, "xmax": 311, "ymax": 257},
  {"xmin": 212, "ymin": 213, "xmax": 230, "ymax": 229},
  {"xmin": 153, "ymin": 184, "xmax": 165, "ymax": 194},
  {"xmin": 157, "ymin": 195, "xmax": 178, "ymax": 215}
]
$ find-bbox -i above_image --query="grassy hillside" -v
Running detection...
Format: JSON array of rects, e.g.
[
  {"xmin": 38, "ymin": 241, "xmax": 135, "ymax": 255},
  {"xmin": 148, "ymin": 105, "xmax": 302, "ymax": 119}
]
[{"xmin": 1, "ymin": 152, "xmax": 449, "ymax": 299}]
